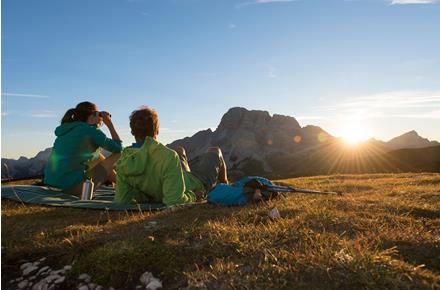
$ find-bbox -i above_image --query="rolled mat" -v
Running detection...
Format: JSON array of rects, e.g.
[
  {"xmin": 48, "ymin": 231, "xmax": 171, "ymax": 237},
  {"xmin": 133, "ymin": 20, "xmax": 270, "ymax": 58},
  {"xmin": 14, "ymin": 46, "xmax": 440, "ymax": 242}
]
[{"xmin": 1, "ymin": 185, "xmax": 194, "ymax": 211}]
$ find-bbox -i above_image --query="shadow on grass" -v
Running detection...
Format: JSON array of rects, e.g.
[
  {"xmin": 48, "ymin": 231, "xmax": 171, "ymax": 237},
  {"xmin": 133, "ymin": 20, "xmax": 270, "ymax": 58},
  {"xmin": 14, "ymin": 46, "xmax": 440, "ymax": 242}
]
[
  {"xmin": 1, "ymin": 200, "xmax": 245, "ymax": 288},
  {"xmin": 382, "ymin": 240, "xmax": 440, "ymax": 274}
]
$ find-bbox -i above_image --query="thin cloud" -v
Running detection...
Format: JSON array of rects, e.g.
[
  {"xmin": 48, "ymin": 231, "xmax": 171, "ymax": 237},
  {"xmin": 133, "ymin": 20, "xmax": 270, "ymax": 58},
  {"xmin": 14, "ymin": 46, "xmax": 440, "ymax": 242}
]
[
  {"xmin": 390, "ymin": 0, "xmax": 437, "ymax": 4},
  {"xmin": 297, "ymin": 116, "xmax": 329, "ymax": 121},
  {"xmin": 237, "ymin": 0, "xmax": 295, "ymax": 8},
  {"xmin": 229, "ymin": 24, "xmax": 237, "ymax": 29},
  {"xmin": 5, "ymin": 131, "xmax": 53, "ymax": 137},
  {"xmin": 324, "ymin": 91, "xmax": 440, "ymax": 110},
  {"xmin": 28, "ymin": 113, "xmax": 58, "ymax": 118},
  {"xmin": 388, "ymin": 110, "xmax": 440, "ymax": 119},
  {"xmin": 24, "ymin": 110, "xmax": 58, "ymax": 118},
  {"xmin": 2, "ymin": 92, "xmax": 50, "ymax": 99},
  {"xmin": 318, "ymin": 91, "xmax": 440, "ymax": 120},
  {"xmin": 267, "ymin": 66, "xmax": 277, "ymax": 78}
]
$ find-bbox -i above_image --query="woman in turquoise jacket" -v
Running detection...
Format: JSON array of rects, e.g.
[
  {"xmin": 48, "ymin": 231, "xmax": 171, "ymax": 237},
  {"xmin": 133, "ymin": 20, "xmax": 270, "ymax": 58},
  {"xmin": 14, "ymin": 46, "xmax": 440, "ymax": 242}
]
[{"xmin": 44, "ymin": 101, "xmax": 123, "ymax": 196}]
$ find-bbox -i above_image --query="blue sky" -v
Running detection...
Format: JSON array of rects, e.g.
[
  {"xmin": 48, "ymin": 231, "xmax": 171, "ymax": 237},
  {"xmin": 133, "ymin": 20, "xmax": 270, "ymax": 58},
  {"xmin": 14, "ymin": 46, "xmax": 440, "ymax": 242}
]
[{"xmin": 2, "ymin": 0, "xmax": 439, "ymax": 158}]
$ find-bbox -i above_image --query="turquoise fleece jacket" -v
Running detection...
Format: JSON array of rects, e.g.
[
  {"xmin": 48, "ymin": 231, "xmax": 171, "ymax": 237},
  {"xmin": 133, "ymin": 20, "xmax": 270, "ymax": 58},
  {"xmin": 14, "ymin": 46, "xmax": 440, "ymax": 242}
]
[{"xmin": 44, "ymin": 122, "xmax": 122, "ymax": 189}]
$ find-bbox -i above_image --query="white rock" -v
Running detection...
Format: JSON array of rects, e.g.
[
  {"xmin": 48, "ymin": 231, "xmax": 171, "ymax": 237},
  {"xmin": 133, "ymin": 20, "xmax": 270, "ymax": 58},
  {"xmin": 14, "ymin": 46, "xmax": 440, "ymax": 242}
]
[
  {"xmin": 37, "ymin": 266, "xmax": 50, "ymax": 275},
  {"xmin": 54, "ymin": 276, "xmax": 66, "ymax": 284},
  {"xmin": 334, "ymin": 249, "xmax": 353, "ymax": 263},
  {"xmin": 146, "ymin": 279, "xmax": 163, "ymax": 290},
  {"xmin": 20, "ymin": 262, "xmax": 33, "ymax": 270},
  {"xmin": 95, "ymin": 286, "xmax": 104, "ymax": 290},
  {"xmin": 144, "ymin": 221, "xmax": 158, "ymax": 230},
  {"xmin": 29, "ymin": 275, "xmax": 37, "ymax": 281},
  {"xmin": 9, "ymin": 279, "xmax": 15, "ymax": 284},
  {"xmin": 140, "ymin": 271, "xmax": 154, "ymax": 285},
  {"xmin": 136, "ymin": 285, "xmax": 143, "ymax": 289},
  {"xmin": 23, "ymin": 265, "xmax": 39, "ymax": 276},
  {"xmin": 18, "ymin": 280, "xmax": 29, "ymax": 289},
  {"xmin": 34, "ymin": 261, "xmax": 41, "ymax": 267},
  {"xmin": 45, "ymin": 274, "xmax": 61, "ymax": 283},
  {"xmin": 32, "ymin": 280, "xmax": 49, "ymax": 290},
  {"xmin": 50, "ymin": 269, "xmax": 64, "ymax": 275},
  {"xmin": 78, "ymin": 285, "xmax": 89, "ymax": 290},
  {"xmin": 38, "ymin": 257, "xmax": 47, "ymax": 262},
  {"xmin": 268, "ymin": 207, "xmax": 281, "ymax": 219},
  {"xmin": 79, "ymin": 273, "xmax": 92, "ymax": 283},
  {"xmin": 64, "ymin": 265, "xmax": 72, "ymax": 271},
  {"xmin": 48, "ymin": 285, "xmax": 55, "ymax": 290},
  {"xmin": 88, "ymin": 283, "xmax": 97, "ymax": 290},
  {"xmin": 16, "ymin": 277, "xmax": 24, "ymax": 282}
]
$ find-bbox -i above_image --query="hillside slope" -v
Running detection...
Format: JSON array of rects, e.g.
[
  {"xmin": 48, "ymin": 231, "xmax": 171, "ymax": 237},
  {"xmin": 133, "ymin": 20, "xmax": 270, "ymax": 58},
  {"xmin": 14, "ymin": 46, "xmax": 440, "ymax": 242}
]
[{"xmin": 2, "ymin": 173, "xmax": 439, "ymax": 289}]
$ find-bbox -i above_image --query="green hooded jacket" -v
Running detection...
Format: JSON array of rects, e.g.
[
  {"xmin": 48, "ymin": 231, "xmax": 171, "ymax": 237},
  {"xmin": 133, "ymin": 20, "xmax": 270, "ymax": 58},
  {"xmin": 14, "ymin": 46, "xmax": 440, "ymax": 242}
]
[
  {"xmin": 44, "ymin": 122, "xmax": 123, "ymax": 189},
  {"xmin": 114, "ymin": 137, "xmax": 203, "ymax": 206}
]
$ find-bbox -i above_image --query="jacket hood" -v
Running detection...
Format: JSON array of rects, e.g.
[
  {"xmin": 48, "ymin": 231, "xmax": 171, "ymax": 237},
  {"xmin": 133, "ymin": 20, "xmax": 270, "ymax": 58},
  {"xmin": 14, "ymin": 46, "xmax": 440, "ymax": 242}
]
[
  {"xmin": 116, "ymin": 137, "xmax": 158, "ymax": 176},
  {"xmin": 54, "ymin": 122, "xmax": 87, "ymax": 137}
]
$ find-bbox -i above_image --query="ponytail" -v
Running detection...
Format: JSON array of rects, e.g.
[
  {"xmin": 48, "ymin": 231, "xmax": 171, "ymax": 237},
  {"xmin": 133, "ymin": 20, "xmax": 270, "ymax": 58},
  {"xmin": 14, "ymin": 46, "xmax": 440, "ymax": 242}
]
[
  {"xmin": 61, "ymin": 108, "xmax": 77, "ymax": 124},
  {"xmin": 60, "ymin": 101, "xmax": 97, "ymax": 124}
]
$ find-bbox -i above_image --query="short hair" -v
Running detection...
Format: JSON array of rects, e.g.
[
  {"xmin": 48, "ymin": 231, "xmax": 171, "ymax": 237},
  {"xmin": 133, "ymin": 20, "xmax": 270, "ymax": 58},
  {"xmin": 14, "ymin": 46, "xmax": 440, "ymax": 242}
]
[{"xmin": 129, "ymin": 106, "xmax": 160, "ymax": 140}]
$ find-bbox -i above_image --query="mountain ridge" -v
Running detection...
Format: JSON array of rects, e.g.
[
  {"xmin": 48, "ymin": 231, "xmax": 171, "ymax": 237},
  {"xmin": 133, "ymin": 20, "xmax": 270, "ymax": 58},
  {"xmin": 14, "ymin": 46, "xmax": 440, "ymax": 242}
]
[{"xmin": 2, "ymin": 107, "xmax": 439, "ymax": 180}]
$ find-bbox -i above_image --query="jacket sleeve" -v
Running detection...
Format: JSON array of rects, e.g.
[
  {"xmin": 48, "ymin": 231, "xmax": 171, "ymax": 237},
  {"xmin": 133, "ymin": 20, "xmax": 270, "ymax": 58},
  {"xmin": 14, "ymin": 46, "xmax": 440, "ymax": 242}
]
[
  {"xmin": 114, "ymin": 173, "xmax": 143, "ymax": 204},
  {"xmin": 89, "ymin": 127, "xmax": 123, "ymax": 153},
  {"xmin": 161, "ymin": 153, "xmax": 196, "ymax": 206}
]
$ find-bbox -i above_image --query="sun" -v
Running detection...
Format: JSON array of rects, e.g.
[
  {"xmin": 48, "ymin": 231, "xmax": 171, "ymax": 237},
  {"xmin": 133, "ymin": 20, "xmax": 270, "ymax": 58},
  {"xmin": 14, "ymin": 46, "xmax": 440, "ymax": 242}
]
[{"xmin": 340, "ymin": 122, "xmax": 372, "ymax": 145}]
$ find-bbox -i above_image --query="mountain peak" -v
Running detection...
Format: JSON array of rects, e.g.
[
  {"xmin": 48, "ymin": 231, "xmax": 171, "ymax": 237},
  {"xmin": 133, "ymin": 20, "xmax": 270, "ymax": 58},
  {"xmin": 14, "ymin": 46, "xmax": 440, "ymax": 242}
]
[
  {"xmin": 387, "ymin": 130, "xmax": 439, "ymax": 149},
  {"xmin": 403, "ymin": 130, "xmax": 418, "ymax": 136}
]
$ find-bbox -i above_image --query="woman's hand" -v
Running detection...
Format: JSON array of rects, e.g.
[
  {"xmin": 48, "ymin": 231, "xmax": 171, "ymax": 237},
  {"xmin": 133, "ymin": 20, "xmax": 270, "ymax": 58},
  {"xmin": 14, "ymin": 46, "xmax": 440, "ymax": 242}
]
[
  {"xmin": 99, "ymin": 111, "xmax": 121, "ymax": 141},
  {"xmin": 100, "ymin": 111, "xmax": 113, "ymax": 127}
]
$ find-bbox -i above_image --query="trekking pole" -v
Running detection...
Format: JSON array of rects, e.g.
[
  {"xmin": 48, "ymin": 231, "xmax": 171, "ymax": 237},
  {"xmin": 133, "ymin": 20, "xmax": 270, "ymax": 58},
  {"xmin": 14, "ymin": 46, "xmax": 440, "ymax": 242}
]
[{"xmin": 267, "ymin": 184, "xmax": 343, "ymax": 196}]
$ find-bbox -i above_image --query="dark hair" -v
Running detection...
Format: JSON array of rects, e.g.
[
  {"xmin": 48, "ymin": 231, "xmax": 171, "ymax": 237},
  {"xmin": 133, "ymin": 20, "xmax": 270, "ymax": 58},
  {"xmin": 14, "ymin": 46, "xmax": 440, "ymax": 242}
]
[
  {"xmin": 129, "ymin": 106, "xmax": 159, "ymax": 141},
  {"xmin": 61, "ymin": 102, "xmax": 97, "ymax": 124}
]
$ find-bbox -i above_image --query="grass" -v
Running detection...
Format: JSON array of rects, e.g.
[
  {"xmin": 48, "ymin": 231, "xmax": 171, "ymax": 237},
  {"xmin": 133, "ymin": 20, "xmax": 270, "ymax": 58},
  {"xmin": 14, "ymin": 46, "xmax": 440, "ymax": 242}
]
[{"xmin": 2, "ymin": 173, "xmax": 440, "ymax": 289}]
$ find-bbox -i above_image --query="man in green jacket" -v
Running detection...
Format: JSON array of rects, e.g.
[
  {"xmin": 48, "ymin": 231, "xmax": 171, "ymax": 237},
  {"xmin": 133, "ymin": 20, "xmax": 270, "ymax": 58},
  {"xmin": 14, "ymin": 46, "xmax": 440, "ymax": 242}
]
[{"xmin": 114, "ymin": 106, "xmax": 228, "ymax": 206}]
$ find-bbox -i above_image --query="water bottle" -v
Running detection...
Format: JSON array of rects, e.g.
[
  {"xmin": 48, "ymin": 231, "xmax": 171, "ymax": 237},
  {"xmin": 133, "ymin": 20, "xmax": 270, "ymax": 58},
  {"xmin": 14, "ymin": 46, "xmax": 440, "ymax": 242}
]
[{"xmin": 81, "ymin": 178, "xmax": 94, "ymax": 200}]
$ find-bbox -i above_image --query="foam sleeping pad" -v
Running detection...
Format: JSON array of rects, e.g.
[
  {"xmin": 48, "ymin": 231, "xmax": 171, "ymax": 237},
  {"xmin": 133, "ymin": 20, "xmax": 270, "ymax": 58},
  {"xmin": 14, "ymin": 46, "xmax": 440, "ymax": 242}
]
[{"xmin": 1, "ymin": 185, "xmax": 196, "ymax": 211}]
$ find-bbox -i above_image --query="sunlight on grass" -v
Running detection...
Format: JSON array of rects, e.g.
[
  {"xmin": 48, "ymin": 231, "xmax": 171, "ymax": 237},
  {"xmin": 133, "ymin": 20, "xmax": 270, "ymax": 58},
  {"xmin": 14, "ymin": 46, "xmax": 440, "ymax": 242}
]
[{"xmin": 2, "ymin": 173, "xmax": 439, "ymax": 289}]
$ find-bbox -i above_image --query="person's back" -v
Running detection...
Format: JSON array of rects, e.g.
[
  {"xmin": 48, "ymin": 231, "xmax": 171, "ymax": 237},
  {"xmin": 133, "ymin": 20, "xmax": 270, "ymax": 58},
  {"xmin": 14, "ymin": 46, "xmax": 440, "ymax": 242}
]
[
  {"xmin": 45, "ymin": 122, "xmax": 103, "ymax": 189},
  {"xmin": 44, "ymin": 101, "xmax": 122, "ymax": 195},
  {"xmin": 114, "ymin": 136, "xmax": 201, "ymax": 205},
  {"xmin": 115, "ymin": 106, "xmax": 229, "ymax": 206}
]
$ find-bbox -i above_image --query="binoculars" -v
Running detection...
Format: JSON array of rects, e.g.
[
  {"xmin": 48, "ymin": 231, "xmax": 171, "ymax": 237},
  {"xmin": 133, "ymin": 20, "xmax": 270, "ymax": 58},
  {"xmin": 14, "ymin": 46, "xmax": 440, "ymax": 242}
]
[{"xmin": 95, "ymin": 111, "xmax": 111, "ymax": 118}]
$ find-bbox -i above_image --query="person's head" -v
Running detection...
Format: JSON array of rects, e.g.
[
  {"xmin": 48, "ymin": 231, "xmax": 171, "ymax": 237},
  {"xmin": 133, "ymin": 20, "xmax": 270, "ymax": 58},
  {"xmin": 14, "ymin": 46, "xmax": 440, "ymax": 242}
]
[
  {"xmin": 61, "ymin": 102, "xmax": 102, "ymax": 127},
  {"xmin": 129, "ymin": 106, "xmax": 160, "ymax": 142}
]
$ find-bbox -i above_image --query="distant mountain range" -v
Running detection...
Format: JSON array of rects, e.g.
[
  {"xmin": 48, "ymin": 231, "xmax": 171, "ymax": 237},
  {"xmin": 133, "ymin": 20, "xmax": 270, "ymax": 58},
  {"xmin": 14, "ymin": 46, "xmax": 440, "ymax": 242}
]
[
  {"xmin": 1, "ymin": 148, "xmax": 52, "ymax": 180},
  {"xmin": 2, "ymin": 107, "xmax": 439, "ymax": 181},
  {"xmin": 168, "ymin": 107, "xmax": 440, "ymax": 178}
]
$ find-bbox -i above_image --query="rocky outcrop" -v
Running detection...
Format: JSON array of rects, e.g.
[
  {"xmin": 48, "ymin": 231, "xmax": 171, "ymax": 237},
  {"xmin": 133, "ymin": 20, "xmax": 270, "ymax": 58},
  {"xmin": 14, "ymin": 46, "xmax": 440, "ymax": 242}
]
[
  {"xmin": 168, "ymin": 107, "xmax": 333, "ymax": 177},
  {"xmin": 387, "ymin": 130, "xmax": 439, "ymax": 149},
  {"xmin": 2, "ymin": 148, "xmax": 52, "ymax": 180}
]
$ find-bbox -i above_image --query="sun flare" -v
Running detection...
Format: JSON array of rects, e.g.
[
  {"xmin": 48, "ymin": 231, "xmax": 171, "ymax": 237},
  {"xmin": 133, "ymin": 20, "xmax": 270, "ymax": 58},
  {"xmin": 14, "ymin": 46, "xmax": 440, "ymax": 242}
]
[{"xmin": 340, "ymin": 122, "xmax": 372, "ymax": 145}]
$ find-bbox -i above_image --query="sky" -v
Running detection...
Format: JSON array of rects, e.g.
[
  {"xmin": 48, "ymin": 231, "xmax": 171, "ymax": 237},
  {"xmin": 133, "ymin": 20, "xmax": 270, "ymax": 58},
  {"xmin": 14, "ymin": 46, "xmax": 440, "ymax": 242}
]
[{"xmin": 1, "ymin": 0, "xmax": 439, "ymax": 159}]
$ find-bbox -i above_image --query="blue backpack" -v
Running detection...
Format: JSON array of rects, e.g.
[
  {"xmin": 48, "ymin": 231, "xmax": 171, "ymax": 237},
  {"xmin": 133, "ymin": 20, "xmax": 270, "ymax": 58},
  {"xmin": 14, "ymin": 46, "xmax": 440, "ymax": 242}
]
[{"xmin": 207, "ymin": 176, "xmax": 277, "ymax": 206}]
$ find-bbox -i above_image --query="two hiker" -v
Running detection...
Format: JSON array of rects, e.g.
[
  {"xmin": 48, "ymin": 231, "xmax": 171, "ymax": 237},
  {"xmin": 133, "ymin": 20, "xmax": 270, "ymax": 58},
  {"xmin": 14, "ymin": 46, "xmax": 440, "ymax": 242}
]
[{"xmin": 44, "ymin": 102, "xmax": 228, "ymax": 205}]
